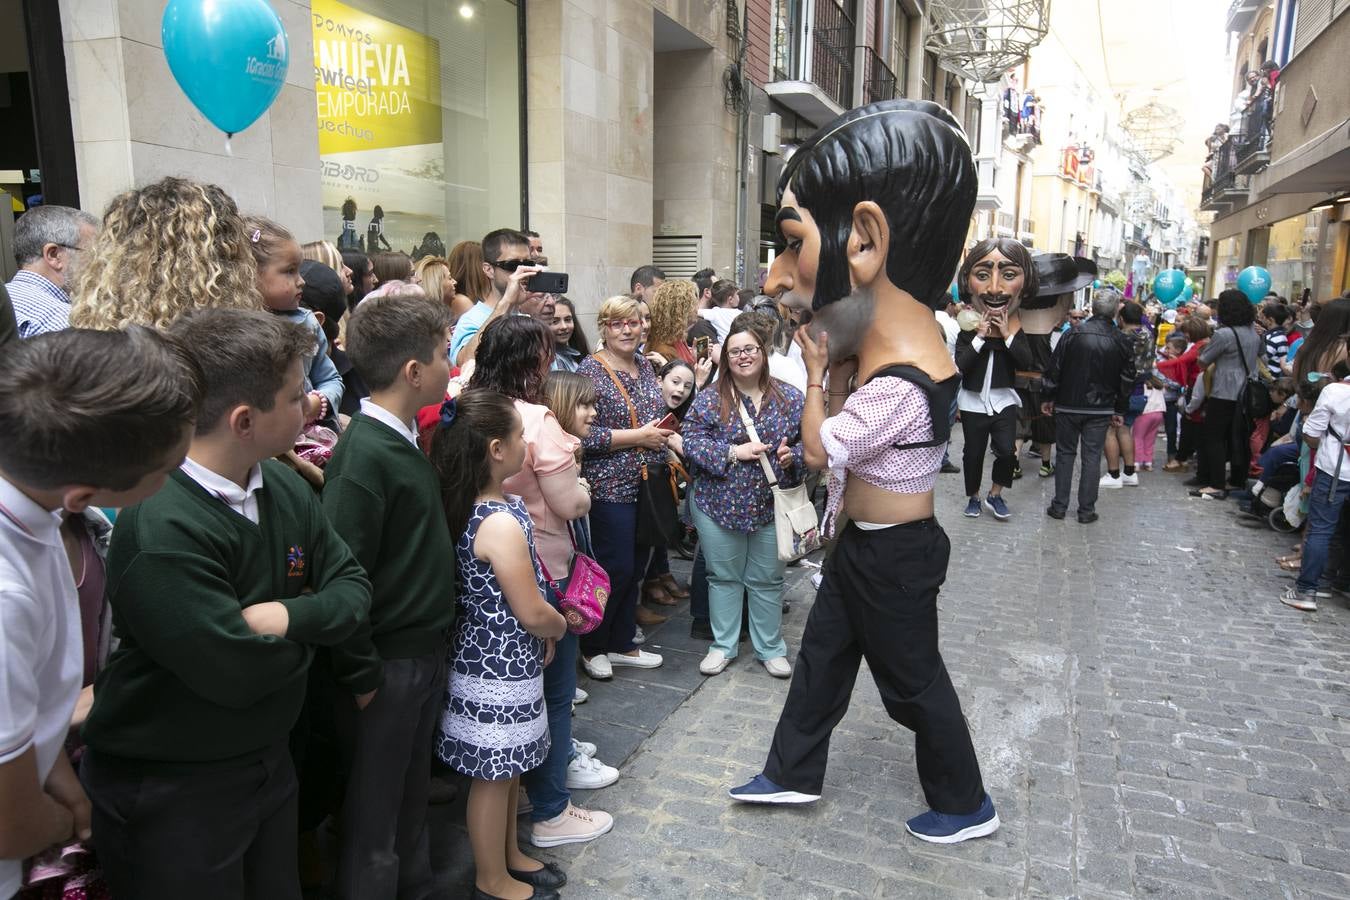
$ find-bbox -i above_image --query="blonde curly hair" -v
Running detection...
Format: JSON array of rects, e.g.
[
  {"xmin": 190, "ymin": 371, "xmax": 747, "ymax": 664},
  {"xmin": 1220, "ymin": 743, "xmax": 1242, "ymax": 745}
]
[
  {"xmin": 646, "ymin": 279, "xmax": 698, "ymax": 353},
  {"xmin": 70, "ymin": 177, "xmax": 262, "ymax": 331}
]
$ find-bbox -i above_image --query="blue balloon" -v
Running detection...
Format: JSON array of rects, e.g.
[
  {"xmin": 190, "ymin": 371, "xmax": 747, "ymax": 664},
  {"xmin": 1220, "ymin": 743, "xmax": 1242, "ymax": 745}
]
[
  {"xmin": 1093, "ymin": 279, "xmax": 1102, "ymax": 289},
  {"xmin": 162, "ymin": 0, "xmax": 290, "ymax": 137},
  {"xmin": 1236, "ymin": 266, "xmax": 1273, "ymax": 303},
  {"xmin": 1152, "ymin": 269, "xmax": 1186, "ymax": 304}
]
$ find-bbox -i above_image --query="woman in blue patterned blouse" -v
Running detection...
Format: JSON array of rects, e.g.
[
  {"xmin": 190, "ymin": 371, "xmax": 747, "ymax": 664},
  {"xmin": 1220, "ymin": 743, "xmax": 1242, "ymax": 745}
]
[
  {"xmin": 684, "ymin": 319, "xmax": 805, "ymax": 678},
  {"xmin": 576, "ymin": 296, "xmax": 676, "ymax": 680}
]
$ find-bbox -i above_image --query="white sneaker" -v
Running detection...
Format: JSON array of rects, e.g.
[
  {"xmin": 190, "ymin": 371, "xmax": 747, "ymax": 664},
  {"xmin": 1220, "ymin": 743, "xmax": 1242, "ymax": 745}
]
[
  {"xmin": 530, "ymin": 803, "xmax": 615, "ymax": 848},
  {"xmin": 566, "ymin": 752, "xmax": 619, "ymax": 789},
  {"xmin": 607, "ymin": 650, "xmax": 663, "ymax": 669},
  {"xmin": 572, "ymin": 738, "xmax": 596, "ymax": 758},
  {"xmin": 1099, "ymin": 473, "xmax": 1123, "ymax": 489},
  {"xmin": 573, "ymin": 686, "xmax": 589, "ymax": 705},
  {"xmin": 762, "ymin": 656, "xmax": 792, "ymax": 678},
  {"xmin": 633, "ymin": 626, "xmax": 646, "ymax": 645},
  {"xmin": 582, "ymin": 654, "xmax": 612, "ymax": 680},
  {"xmin": 699, "ymin": 649, "xmax": 730, "ymax": 675},
  {"xmin": 1121, "ymin": 472, "xmax": 1139, "ymax": 486}
]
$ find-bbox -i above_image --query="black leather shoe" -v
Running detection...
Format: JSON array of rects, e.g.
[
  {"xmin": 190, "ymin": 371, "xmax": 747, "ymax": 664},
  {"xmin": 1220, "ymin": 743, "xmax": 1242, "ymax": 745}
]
[
  {"xmin": 1077, "ymin": 512, "xmax": 1099, "ymax": 524},
  {"xmin": 939, "ymin": 461, "xmax": 960, "ymax": 474},
  {"xmin": 1045, "ymin": 506, "xmax": 1066, "ymax": 520},
  {"xmin": 508, "ymin": 861, "xmax": 567, "ymax": 890},
  {"xmin": 472, "ymin": 886, "xmax": 560, "ymax": 900}
]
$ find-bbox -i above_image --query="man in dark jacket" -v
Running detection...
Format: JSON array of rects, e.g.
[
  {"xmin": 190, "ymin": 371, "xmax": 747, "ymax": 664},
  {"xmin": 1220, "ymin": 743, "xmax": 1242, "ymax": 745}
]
[{"xmin": 1041, "ymin": 288, "xmax": 1137, "ymax": 523}]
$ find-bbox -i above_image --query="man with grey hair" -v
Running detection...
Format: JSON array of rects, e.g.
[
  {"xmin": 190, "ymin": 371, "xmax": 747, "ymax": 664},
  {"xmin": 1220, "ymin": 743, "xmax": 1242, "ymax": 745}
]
[
  {"xmin": 1039, "ymin": 288, "xmax": 1137, "ymax": 523},
  {"xmin": 6, "ymin": 205, "xmax": 99, "ymax": 338}
]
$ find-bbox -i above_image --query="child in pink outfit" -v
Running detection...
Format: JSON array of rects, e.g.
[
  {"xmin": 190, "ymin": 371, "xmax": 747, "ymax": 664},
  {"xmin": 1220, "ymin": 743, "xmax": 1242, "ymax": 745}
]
[{"xmin": 1132, "ymin": 383, "xmax": 1166, "ymax": 469}]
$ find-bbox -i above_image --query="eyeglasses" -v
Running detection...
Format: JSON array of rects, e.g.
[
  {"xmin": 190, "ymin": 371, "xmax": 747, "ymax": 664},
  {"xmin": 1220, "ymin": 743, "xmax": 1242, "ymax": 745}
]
[
  {"xmin": 727, "ymin": 346, "xmax": 762, "ymax": 359},
  {"xmin": 605, "ymin": 319, "xmax": 642, "ymax": 331},
  {"xmin": 490, "ymin": 258, "xmax": 533, "ymax": 273}
]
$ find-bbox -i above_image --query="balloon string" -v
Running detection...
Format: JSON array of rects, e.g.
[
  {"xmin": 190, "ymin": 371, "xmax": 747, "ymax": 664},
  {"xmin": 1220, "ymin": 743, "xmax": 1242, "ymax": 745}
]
[{"xmin": 224, "ymin": 134, "xmax": 233, "ymax": 157}]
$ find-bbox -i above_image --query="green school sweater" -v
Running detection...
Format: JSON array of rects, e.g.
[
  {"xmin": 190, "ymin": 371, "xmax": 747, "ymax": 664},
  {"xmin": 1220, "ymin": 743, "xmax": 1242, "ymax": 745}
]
[
  {"xmin": 83, "ymin": 461, "xmax": 371, "ymax": 768},
  {"xmin": 321, "ymin": 412, "xmax": 456, "ymax": 694}
]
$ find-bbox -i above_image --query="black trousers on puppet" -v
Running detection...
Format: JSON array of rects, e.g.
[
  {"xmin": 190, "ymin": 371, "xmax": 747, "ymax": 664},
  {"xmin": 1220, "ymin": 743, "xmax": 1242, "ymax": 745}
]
[
  {"xmin": 763, "ymin": 519, "xmax": 986, "ymax": 815},
  {"xmin": 82, "ymin": 743, "xmax": 301, "ymax": 900},
  {"xmin": 961, "ymin": 406, "xmax": 1018, "ymax": 497}
]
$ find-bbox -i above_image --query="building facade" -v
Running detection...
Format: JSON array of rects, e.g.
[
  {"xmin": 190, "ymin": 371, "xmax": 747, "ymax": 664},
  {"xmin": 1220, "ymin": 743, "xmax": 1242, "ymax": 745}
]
[{"xmin": 1203, "ymin": 0, "xmax": 1349, "ymax": 303}]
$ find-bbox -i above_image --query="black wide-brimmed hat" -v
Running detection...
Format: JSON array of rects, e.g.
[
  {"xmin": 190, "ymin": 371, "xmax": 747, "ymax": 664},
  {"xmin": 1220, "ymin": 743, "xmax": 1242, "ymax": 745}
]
[{"xmin": 1033, "ymin": 253, "xmax": 1097, "ymax": 297}]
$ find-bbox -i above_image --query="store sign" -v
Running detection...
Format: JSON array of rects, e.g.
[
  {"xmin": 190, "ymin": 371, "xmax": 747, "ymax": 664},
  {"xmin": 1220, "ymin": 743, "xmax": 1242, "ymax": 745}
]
[{"xmin": 311, "ymin": 0, "xmax": 442, "ymax": 154}]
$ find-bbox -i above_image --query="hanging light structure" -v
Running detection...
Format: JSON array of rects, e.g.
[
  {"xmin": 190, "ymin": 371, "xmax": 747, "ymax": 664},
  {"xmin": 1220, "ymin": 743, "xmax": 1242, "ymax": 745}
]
[{"xmin": 924, "ymin": 0, "xmax": 1051, "ymax": 83}]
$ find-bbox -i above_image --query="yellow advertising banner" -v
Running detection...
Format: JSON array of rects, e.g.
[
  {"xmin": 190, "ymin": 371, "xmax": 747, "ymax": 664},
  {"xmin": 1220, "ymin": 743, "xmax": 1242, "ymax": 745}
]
[{"xmin": 311, "ymin": 0, "xmax": 442, "ymax": 155}]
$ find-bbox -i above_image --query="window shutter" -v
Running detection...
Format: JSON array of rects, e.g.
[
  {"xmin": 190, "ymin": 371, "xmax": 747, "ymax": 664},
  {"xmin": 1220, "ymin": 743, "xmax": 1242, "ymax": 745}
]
[
  {"xmin": 651, "ymin": 236, "xmax": 704, "ymax": 278},
  {"xmin": 1292, "ymin": 0, "xmax": 1335, "ymax": 58}
]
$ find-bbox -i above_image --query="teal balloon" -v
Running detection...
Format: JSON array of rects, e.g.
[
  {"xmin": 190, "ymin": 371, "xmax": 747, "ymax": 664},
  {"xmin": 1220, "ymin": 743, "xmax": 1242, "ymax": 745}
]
[
  {"xmin": 1093, "ymin": 279, "xmax": 1102, "ymax": 289},
  {"xmin": 1236, "ymin": 266, "xmax": 1273, "ymax": 303},
  {"xmin": 950, "ymin": 282, "xmax": 959, "ymax": 302},
  {"xmin": 1152, "ymin": 269, "xmax": 1186, "ymax": 304},
  {"xmin": 162, "ymin": 0, "xmax": 290, "ymax": 137},
  {"xmin": 1181, "ymin": 285, "xmax": 1195, "ymax": 302}
]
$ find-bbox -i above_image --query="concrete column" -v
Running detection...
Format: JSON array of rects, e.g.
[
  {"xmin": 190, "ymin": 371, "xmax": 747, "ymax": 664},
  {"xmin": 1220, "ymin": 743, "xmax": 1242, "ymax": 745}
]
[
  {"xmin": 59, "ymin": 0, "xmax": 322, "ymax": 238},
  {"xmin": 527, "ymin": 0, "xmax": 654, "ymax": 340}
]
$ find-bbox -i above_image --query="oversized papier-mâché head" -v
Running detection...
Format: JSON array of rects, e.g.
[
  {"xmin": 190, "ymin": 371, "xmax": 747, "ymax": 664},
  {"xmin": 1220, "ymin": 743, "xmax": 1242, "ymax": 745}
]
[
  {"xmin": 959, "ymin": 238, "xmax": 1039, "ymax": 318},
  {"xmin": 766, "ymin": 100, "xmax": 978, "ymax": 353}
]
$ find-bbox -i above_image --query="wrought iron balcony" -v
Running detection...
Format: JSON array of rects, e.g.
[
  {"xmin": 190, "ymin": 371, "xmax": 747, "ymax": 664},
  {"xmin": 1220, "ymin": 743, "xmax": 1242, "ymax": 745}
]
[
  {"xmin": 767, "ymin": 0, "xmax": 855, "ymax": 126},
  {"xmin": 1225, "ymin": 0, "xmax": 1263, "ymax": 33},
  {"xmin": 1233, "ymin": 107, "xmax": 1271, "ymax": 175},
  {"xmin": 862, "ymin": 46, "xmax": 897, "ymax": 105}
]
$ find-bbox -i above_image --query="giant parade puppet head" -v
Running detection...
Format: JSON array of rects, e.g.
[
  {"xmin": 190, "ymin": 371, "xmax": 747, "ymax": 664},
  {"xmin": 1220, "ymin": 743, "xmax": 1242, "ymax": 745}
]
[
  {"xmin": 957, "ymin": 238, "xmax": 1039, "ymax": 338},
  {"xmin": 764, "ymin": 100, "xmax": 978, "ymax": 380}
]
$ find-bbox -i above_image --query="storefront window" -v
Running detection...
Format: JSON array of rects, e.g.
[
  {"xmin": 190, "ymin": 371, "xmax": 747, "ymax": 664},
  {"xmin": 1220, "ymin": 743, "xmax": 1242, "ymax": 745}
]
[
  {"xmin": 311, "ymin": 0, "xmax": 521, "ymax": 258},
  {"xmin": 1215, "ymin": 234, "xmax": 1244, "ymax": 288},
  {"xmin": 1265, "ymin": 210, "xmax": 1321, "ymax": 301}
]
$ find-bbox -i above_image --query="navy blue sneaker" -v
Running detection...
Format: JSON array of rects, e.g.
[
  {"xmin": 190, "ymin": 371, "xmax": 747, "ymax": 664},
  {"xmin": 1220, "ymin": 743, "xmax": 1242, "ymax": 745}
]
[
  {"xmin": 905, "ymin": 793, "xmax": 1000, "ymax": 844},
  {"xmin": 727, "ymin": 774, "xmax": 820, "ymax": 805},
  {"xmin": 963, "ymin": 497, "xmax": 981, "ymax": 518},
  {"xmin": 983, "ymin": 495, "xmax": 1011, "ymax": 521}
]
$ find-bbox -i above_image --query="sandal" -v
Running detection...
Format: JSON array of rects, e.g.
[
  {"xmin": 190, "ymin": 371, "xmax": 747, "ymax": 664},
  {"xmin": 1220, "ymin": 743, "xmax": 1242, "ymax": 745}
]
[
  {"xmin": 642, "ymin": 579, "xmax": 679, "ymax": 606},
  {"xmin": 1275, "ymin": 552, "xmax": 1301, "ymax": 565},
  {"xmin": 1163, "ymin": 460, "xmax": 1186, "ymax": 472},
  {"xmin": 1277, "ymin": 557, "xmax": 1302, "ymax": 571}
]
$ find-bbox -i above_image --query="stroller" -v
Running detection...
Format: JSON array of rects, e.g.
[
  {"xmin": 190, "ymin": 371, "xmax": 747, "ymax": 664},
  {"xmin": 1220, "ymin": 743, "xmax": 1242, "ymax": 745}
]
[{"xmin": 1240, "ymin": 456, "xmax": 1303, "ymax": 532}]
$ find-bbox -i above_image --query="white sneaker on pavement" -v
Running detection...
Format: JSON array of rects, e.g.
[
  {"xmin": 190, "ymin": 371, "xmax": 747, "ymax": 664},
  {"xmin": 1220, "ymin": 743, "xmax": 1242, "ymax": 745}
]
[
  {"xmin": 566, "ymin": 752, "xmax": 619, "ymax": 790},
  {"xmin": 572, "ymin": 738, "xmax": 597, "ymax": 757},
  {"xmin": 582, "ymin": 654, "xmax": 612, "ymax": 680},
  {"xmin": 530, "ymin": 803, "xmax": 615, "ymax": 848},
  {"xmin": 699, "ymin": 649, "xmax": 730, "ymax": 675},
  {"xmin": 1121, "ymin": 472, "xmax": 1140, "ymax": 486},
  {"xmin": 607, "ymin": 649, "xmax": 663, "ymax": 669},
  {"xmin": 1099, "ymin": 473, "xmax": 1123, "ymax": 489},
  {"xmin": 573, "ymin": 686, "xmax": 589, "ymax": 704},
  {"xmin": 762, "ymin": 656, "xmax": 792, "ymax": 678}
]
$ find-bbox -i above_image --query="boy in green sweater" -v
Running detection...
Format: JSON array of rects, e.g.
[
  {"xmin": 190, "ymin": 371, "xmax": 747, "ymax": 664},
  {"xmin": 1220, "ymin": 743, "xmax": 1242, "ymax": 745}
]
[
  {"xmin": 80, "ymin": 309, "xmax": 372, "ymax": 900},
  {"xmin": 323, "ymin": 291, "xmax": 456, "ymax": 899}
]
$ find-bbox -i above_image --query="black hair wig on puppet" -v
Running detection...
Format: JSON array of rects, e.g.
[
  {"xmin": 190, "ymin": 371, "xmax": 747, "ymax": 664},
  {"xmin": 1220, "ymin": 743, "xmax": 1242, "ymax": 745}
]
[
  {"xmin": 957, "ymin": 237, "xmax": 1040, "ymax": 307},
  {"xmin": 778, "ymin": 99, "xmax": 978, "ymax": 311}
]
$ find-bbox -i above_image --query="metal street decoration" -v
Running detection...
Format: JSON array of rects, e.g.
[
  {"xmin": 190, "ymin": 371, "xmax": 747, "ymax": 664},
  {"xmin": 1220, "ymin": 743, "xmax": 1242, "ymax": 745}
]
[
  {"xmin": 924, "ymin": 0, "xmax": 1051, "ymax": 84},
  {"xmin": 1121, "ymin": 101, "xmax": 1182, "ymax": 163}
]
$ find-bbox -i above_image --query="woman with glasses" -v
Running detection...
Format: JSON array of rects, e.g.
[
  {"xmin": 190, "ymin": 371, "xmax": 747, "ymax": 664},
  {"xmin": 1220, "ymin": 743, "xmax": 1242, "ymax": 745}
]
[
  {"xmin": 682, "ymin": 320, "xmax": 804, "ymax": 679},
  {"xmin": 576, "ymin": 296, "xmax": 676, "ymax": 679}
]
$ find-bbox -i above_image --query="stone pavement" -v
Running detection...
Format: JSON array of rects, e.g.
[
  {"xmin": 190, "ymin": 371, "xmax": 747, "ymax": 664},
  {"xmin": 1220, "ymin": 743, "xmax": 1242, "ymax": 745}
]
[{"xmin": 432, "ymin": 432, "xmax": 1350, "ymax": 899}]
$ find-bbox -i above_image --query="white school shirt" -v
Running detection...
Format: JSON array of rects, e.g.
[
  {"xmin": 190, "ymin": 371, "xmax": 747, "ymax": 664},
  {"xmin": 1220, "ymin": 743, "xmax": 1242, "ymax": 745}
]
[
  {"xmin": 359, "ymin": 397, "xmax": 419, "ymax": 447},
  {"xmin": 0, "ymin": 475, "xmax": 82, "ymax": 899},
  {"xmin": 1302, "ymin": 381, "xmax": 1350, "ymax": 481},
  {"xmin": 179, "ymin": 457, "xmax": 265, "ymax": 524}
]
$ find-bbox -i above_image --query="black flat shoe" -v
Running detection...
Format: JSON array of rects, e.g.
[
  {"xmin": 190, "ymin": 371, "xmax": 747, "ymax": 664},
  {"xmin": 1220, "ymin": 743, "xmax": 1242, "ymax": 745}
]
[
  {"xmin": 472, "ymin": 886, "xmax": 560, "ymax": 900},
  {"xmin": 508, "ymin": 861, "xmax": 567, "ymax": 890},
  {"xmin": 1045, "ymin": 506, "xmax": 1066, "ymax": 520},
  {"xmin": 1077, "ymin": 512, "xmax": 1099, "ymax": 524}
]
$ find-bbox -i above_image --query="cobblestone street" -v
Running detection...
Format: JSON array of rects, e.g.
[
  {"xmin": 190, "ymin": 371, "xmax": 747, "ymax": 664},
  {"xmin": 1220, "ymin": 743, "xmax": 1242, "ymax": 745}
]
[{"xmin": 465, "ymin": 430, "xmax": 1350, "ymax": 900}]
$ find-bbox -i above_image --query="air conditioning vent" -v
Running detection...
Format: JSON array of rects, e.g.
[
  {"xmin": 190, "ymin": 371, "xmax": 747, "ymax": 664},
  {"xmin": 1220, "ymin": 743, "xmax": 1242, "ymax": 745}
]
[{"xmin": 652, "ymin": 235, "xmax": 704, "ymax": 278}]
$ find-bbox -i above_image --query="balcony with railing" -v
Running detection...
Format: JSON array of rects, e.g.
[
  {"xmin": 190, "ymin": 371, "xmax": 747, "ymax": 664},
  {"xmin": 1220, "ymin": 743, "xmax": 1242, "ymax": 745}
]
[
  {"xmin": 1201, "ymin": 135, "xmax": 1251, "ymax": 211},
  {"xmin": 861, "ymin": 46, "xmax": 897, "ymax": 105},
  {"xmin": 1233, "ymin": 104, "xmax": 1271, "ymax": 175},
  {"xmin": 767, "ymin": 0, "xmax": 855, "ymax": 126}
]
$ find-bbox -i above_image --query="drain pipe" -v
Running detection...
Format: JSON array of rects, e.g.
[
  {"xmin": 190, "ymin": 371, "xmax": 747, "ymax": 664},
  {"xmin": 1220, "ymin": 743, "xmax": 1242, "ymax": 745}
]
[{"xmin": 733, "ymin": 0, "xmax": 751, "ymax": 285}]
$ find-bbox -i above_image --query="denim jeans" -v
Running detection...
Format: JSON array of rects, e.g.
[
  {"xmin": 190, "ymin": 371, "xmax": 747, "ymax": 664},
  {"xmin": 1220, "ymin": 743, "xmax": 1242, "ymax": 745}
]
[
  {"xmin": 691, "ymin": 502, "xmax": 786, "ymax": 660},
  {"xmin": 1296, "ymin": 469, "xmax": 1350, "ymax": 593},
  {"xmin": 1051, "ymin": 412, "xmax": 1111, "ymax": 515},
  {"xmin": 522, "ymin": 576, "xmax": 578, "ymax": 822},
  {"xmin": 579, "ymin": 500, "xmax": 651, "ymax": 657}
]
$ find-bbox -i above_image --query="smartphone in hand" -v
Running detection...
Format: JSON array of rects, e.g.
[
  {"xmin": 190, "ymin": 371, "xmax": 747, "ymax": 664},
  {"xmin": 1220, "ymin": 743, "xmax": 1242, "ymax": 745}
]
[{"xmin": 656, "ymin": 412, "xmax": 681, "ymax": 433}]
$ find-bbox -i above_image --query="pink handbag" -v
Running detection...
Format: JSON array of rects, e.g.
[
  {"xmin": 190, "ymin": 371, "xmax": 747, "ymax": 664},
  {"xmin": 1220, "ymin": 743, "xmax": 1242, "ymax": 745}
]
[{"xmin": 538, "ymin": 526, "xmax": 609, "ymax": 635}]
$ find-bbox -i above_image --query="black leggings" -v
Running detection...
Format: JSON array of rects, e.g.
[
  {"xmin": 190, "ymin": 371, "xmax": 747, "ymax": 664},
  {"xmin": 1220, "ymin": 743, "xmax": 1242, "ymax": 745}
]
[{"xmin": 961, "ymin": 406, "xmax": 1019, "ymax": 497}]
